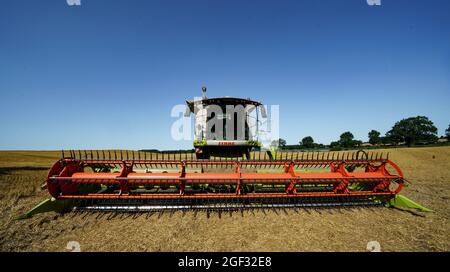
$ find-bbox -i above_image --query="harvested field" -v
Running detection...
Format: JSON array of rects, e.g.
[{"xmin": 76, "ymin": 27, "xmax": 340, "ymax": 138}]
[{"xmin": 0, "ymin": 147, "xmax": 449, "ymax": 252}]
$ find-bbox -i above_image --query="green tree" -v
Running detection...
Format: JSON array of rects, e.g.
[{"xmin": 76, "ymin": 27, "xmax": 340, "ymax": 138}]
[
  {"xmin": 329, "ymin": 141, "xmax": 340, "ymax": 148},
  {"xmin": 368, "ymin": 130, "xmax": 381, "ymax": 145},
  {"xmin": 300, "ymin": 136, "xmax": 315, "ymax": 148},
  {"xmin": 339, "ymin": 131, "xmax": 355, "ymax": 148},
  {"xmin": 271, "ymin": 138, "xmax": 287, "ymax": 149},
  {"xmin": 278, "ymin": 138, "xmax": 287, "ymax": 148},
  {"xmin": 446, "ymin": 124, "xmax": 450, "ymax": 140},
  {"xmin": 385, "ymin": 116, "xmax": 438, "ymax": 146}
]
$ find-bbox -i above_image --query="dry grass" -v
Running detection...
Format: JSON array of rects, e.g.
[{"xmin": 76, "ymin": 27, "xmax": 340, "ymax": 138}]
[{"xmin": 0, "ymin": 147, "xmax": 449, "ymax": 252}]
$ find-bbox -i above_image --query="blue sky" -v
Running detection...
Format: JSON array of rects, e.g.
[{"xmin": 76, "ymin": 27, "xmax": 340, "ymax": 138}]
[{"xmin": 0, "ymin": 0, "xmax": 449, "ymax": 150}]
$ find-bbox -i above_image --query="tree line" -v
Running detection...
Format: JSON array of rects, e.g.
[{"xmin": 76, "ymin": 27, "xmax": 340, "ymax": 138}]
[{"xmin": 272, "ymin": 116, "xmax": 449, "ymax": 150}]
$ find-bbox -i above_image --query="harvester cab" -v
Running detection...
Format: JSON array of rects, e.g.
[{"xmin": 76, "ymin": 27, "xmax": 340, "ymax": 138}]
[{"xmin": 185, "ymin": 87, "xmax": 265, "ymax": 159}]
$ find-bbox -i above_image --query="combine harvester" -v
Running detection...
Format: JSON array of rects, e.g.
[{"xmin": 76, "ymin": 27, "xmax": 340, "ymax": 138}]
[{"xmin": 20, "ymin": 88, "xmax": 431, "ymax": 218}]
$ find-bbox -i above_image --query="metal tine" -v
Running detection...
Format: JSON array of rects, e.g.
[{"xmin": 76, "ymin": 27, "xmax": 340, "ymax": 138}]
[
  {"xmin": 375, "ymin": 152, "xmax": 379, "ymax": 161},
  {"xmin": 145, "ymin": 151, "xmax": 149, "ymax": 169},
  {"xmin": 274, "ymin": 151, "xmax": 278, "ymax": 168},
  {"xmin": 174, "ymin": 152, "xmax": 178, "ymax": 168},
  {"xmin": 148, "ymin": 152, "xmax": 153, "ymax": 169},
  {"xmin": 260, "ymin": 152, "xmax": 264, "ymax": 168},
  {"xmin": 270, "ymin": 151, "xmax": 275, "ymax": 168},
  {"xmin": 304, "ymin": 151, "xmax": 309, "ymax": 168},
  {"xmin": 322, "ymin": 152, "xmax": 327, "ymax": 168}
]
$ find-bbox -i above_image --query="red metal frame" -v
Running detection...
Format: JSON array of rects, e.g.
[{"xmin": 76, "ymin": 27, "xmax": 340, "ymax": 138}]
[{"xmin": 46, "ymin": 158, "xmax": 404, "ymax": 201}]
